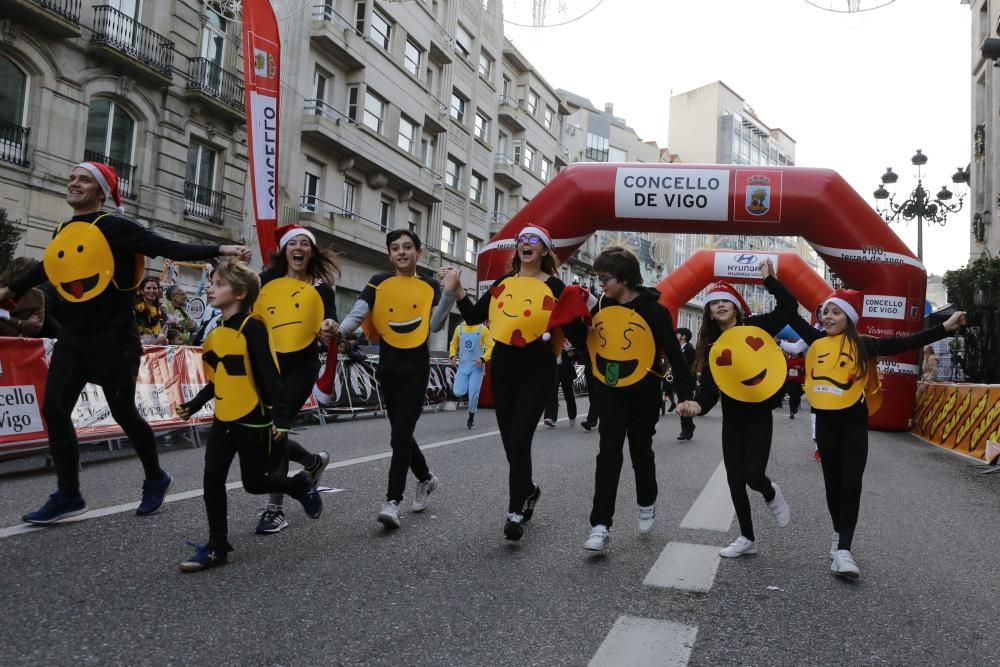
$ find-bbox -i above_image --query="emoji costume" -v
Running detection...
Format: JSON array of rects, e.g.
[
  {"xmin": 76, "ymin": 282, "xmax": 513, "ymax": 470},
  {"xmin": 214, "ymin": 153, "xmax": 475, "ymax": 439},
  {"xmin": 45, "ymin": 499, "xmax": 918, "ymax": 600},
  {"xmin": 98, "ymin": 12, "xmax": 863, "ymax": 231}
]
[
  {"xmin": 449, "ymin": 323, "xmax": 494, "ymax": 417},
  {"xmin": 690, "ymin": 276, "xmax": 801, "ymax": 544},
  {"xmin": 585, "ymin": 287, "xmax": 694, "ymax": 530}
]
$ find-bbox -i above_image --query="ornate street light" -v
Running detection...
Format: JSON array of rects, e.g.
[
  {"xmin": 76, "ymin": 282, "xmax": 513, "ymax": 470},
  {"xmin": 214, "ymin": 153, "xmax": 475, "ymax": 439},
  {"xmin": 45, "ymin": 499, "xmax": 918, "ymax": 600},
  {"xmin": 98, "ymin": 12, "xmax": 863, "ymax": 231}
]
[{"xmin": 872, "ymin": 149, "xmax": 969, "ymax": 262}]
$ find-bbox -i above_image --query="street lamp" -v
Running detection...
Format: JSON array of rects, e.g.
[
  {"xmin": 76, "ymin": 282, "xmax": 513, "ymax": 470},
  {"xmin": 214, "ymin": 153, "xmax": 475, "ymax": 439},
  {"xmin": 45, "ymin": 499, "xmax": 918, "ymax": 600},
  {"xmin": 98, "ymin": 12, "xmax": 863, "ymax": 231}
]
[{"xmin": 872, "ymin": 149, "xmax": 969, "ymax": 262}]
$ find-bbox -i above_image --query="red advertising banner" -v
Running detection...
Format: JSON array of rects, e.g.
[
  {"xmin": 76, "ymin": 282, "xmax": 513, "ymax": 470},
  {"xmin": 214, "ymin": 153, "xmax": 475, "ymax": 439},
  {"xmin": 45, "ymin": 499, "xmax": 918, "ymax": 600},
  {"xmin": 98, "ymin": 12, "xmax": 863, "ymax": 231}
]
[
  {"xmin": 242, "ymin": 0, "xmax": 281, "ymax": 261},
  {"xmin": 0, "ymin": 338, "xmax": 49, "ymax": 454}
]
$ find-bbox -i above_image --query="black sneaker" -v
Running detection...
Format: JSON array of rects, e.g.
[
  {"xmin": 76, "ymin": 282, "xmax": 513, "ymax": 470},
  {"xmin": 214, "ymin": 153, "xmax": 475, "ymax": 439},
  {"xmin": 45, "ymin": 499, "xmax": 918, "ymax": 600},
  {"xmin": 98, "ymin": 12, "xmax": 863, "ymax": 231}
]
[
  {"xmin": 504, "ymin": 513, "xmax": 524, "ymax": 541},
  {"xmin": 677, "ymin": 429, "xmax": 694, "ymax": 441},
  {"xmin": 580, "ymin": 421, "xmax": 594, "ymax": 431},
  {"xmin": 304, "ymin": 451, "xmax": 330, "ymax": 488},
  {"xmin": 255, "ymin": 504, "xmax": 289, "ymax": 534},
  {"xmin": 296, "ymin": 472, "xmax": 323, "ymax": 519},
  {"xmin": 23, "ymin": 491, "xmax": 87, "ymax": 525},
  {"xmin": 521, "ymin": 484, "xmax": 542, "ymax": 523},
  {"xmin": 467, "ymin": 414, "xmax": 475, "ymax": 429},
  {"xmin": 136, "ymin": 471, "xmax": 173, "ymax": 516},
  {"xmin": 179, "ymin": 541, "xmax": 230, "ymax": 573}
]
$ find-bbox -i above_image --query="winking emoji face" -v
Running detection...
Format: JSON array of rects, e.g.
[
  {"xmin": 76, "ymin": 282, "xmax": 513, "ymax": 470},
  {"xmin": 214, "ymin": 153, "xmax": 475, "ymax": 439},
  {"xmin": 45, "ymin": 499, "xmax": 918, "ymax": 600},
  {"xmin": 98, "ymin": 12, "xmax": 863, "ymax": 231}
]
[{"xmin": 709, "ymin": 325, "xmax": 786, "ymax": 403}]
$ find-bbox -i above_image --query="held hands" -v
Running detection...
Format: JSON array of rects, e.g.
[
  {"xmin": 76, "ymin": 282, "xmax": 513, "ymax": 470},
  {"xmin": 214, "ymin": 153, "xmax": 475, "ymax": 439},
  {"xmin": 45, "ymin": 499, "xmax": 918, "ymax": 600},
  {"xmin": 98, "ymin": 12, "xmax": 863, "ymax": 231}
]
[
  {"xmin": 675, "ymin": 400, "xmax": 702, "ymax": 417},
  {"xmin": 943, "ymin": 311, "xmax": 967, "ymax": 333},
  {"xmin": 175, "ymin": 403, "xmax": 192, "ymax": 421},
  {"xmin": 438, "ymin": 266, "xmax": 464, "ymax": 297},
  {"xmin": 219, "ymin": 245, "xmax": 252, "ymax": 263},
  {"xmin": 272, "ymin": 426, "xmax": 287, "ymax": 442},
  {"xmin": 319, "ymin": 318, "xmax": 339, "ymax": 345},
  {"xmin": 758, "ymin": 258, "xmax": 775, "ymax": 280}
]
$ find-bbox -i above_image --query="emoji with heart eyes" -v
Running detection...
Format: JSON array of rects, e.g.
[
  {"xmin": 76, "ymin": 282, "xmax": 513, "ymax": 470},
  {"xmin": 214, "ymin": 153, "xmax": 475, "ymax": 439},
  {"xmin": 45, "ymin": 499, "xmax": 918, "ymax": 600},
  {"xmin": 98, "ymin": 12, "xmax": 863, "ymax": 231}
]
[
  {"xmin": 587, "ymin": 305, "xmax": 656, "ymax": 387},
  {"xmin": 369, "ymin": 275, "xmax": 435, "ymax": 349},
  {"xmin": 253, "ymin": 277, "xmax": 324, "ymax": 354},
  {"xmin": 487, "ymin": 276, "xmax": 556, "ymax": 347},
  {"xmin": 805, "ymin": 334, "xmax": 874, "ymax": 411},
  {"xmin": 201, "ymin": 320, "xmax": 261, "ymax": 421},
  {"xmin": 709, "ymin": 325, "xmax": 786, "ymax": 403}
]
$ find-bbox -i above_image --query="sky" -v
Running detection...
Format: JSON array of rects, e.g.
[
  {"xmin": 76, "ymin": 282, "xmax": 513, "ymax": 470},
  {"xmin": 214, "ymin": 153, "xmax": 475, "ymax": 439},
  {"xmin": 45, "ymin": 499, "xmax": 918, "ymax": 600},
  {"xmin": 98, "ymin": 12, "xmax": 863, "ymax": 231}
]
[{"xmin": 503, "ymin": 0, "xmax": 973, "ymax": 277}]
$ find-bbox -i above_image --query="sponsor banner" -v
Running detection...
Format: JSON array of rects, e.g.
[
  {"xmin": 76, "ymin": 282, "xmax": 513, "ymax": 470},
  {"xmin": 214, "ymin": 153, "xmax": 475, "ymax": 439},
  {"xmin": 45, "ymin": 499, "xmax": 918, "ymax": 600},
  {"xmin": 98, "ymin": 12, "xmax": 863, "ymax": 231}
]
[
  {"xmin": 877, "ymin": 359, "xmax": 920, "ymax": 376},
  {"xmin": 614, "ymin": 168, "xmax": 730, "ymax": 221},
  {"xmin": 734, "ymin": 170, "xmax": 783, "ymax": 223},
  {"xmin": 712, "ymin": 252, "xmax": 780, "ymax": 280},
  {"xmin": 913, "ymin": 382, "xmax": 998, "ymax": 460},
  {"xmin": 810, "ymin": 242, "xmax": 924, "ymax": 271},
  {"xmin": 478, "ymin": 280, "xmax": 493, "ymax": 299},
  {"xmin": 863, "ymin": 294, "xmax": 906, "ymax": 320}
]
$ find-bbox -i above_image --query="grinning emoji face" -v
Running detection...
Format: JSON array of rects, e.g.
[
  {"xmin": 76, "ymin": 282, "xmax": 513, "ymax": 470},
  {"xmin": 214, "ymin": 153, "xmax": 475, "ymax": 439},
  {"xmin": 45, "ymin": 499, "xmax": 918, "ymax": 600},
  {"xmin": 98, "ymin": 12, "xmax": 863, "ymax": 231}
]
[
  {"xmin": 43, "ymin": 221, "xmax": 115, "ymax": 302},
  {"xmin": 487, "ymin": 276, "xmax": 556, "ymax": 347},
  {"xmin": 253, "ymin": 277, "xmax": 323, "ymax": 353},
  {"xmin": 805, "ymin": 334, "xmax": 865, "ymax": 410},
  {"xmin": 201, "ymin": 325, "xmax": 259, "ymax": 422},
  {"xmin": 709, "ymin": 325, "xmax": 786, "ymax": 403},
  {"xmin": 371, "ymin": 275, "xmax": 434, "ymax": 349},
  {"xmin": 587, "ymin": 305, "xmax": 656, "ymax": 388}
]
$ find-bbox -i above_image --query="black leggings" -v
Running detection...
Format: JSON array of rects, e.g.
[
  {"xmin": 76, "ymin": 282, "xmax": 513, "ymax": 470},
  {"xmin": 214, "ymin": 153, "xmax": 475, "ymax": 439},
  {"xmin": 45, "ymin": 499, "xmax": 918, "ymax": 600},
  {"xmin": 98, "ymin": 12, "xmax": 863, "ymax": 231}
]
[
  {"xmin": 378, "ymin": 365, "xmax": 431, "ymax": 503},
  {"xmin": 814, "ymin": 402, "xmax": 868, "ymax": 550},
  {"xmin": 203, "ymin": 420, "xmax": 310, "ymax": 551},
  {"xmin": 590, "ymin": 384, "xmax": 660, "ymax": 527},
  {"xmin": 43, "ymin": 330, "xmax": 161, "ymax": 496},
  {"xmin": 543, "ymin": 365, "xmax": 577, "ymax": 421},
  {"xmin": 267, "ymin": 359, "xmax": 321, "ymax": 505},
  {"xmin": 722, "ymin": 409, "xmax": 776, "ymax": 542},
  {"xmin": 491, "ymin": 355, "xmax": 556, "ymax": 514}
]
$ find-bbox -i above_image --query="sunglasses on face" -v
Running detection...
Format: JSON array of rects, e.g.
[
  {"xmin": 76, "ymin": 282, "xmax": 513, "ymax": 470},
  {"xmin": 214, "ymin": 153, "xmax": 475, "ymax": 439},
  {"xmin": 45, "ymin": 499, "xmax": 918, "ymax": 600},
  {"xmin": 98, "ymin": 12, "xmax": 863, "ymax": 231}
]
[
  {"xmin": 517, "ymin": 234, "xmax": 543, "ymax": 245},
  {"xmin": 597, "ymin": 274, "xmax": 616, "ymax": 285}
]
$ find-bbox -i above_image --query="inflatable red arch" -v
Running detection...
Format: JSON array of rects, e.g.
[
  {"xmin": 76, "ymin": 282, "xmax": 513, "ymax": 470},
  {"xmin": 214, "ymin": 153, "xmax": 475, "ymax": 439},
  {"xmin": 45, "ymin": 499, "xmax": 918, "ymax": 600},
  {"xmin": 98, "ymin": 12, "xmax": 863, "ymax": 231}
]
[{"xmin": 477, "ymin": 163, "xmax": 927, "ymax": 432}]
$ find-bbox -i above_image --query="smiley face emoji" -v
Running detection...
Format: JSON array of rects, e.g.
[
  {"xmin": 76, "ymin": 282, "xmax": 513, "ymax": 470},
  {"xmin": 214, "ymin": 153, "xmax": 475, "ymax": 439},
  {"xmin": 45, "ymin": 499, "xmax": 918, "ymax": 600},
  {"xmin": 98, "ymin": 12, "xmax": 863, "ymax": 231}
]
[
  {"xmin": 43, "ymin": 221, "xmax": 115, "ymax": 302},
  {"xmin": 488, "ymin": 276, "xmax": 556, "ymax": 347},
  {"xmin": 371, "ymin": 275, "xmax": 434, "ymax": 349},
  {"xmin": 587, "ymin": 305, "xmax": 656, "ymax": 387},
  {"xmin": 709, "ymin": 325, "xmax": 786, "ymax": 403},
  {"xmin": 202, "ymin": 325, "xmax": 259, "ymax": 421},
  {"xmin": 253, "ymin": 277, "xmax": 323, "ymax": 353},
  {"xmin": 805, "ymin": 334, "xmax": 865, "ymax": 410}
]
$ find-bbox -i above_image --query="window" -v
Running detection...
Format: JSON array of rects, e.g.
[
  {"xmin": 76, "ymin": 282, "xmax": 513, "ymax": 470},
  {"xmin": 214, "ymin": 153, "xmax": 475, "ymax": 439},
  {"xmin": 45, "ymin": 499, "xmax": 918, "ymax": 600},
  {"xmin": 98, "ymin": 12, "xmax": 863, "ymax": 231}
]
[
  {"xmin": 302, "ymin": 164, "xmax": 321, "ymax": 211},
  {"xmin": 512, "ymin": 141, "xmax": 522, "ymax": 165},
  {"xmin": 441, "ymin": 224, "xmax": 457, "ymax": 256},
  {"xmin": 543, "ymin": 106, "xmax": 554, "ymax": 131},
  {"xmin": 446, "ymin": 156, "xmax": 462, "ymax": 189},
  {"xmin": 474, "ymin": 111, "xmax": 490, "ymax": 142},
  {"xmin": 540, "ymin": 157, "xmax": 552, "ymax": 182},
  {"xmin": 501, "ymin": 75, "xmax": 510, "ymax": 98},
  {"xmin": 404, "ymin": 38, "xmax": 422, "ymax": 76},
  {"xmin": 85, "ymin": 99, "xmax": 136, "ymax": 181},
  {"xmin": 450, "ymin": 90, "xmax": 466, "ymax": 123},
  {"xmin": 354, "ymin": 1, "xmax": 365, "ymax": 34},
  {"xmin": 312, "ymin": 69, "xmax": 329, "ymax": 114},
  {"xmin": 378, "ymin": 196, "xmax": 394, "ymax": 232},
  {"xmin": 343, "ymin": 177, "xmax": 359, "ymax": 217},
  {"xmin": 523, "ymin": 144, "xmax": 536, "ymax": 171},
  {"xmin": 465, "ymin": 235, "xmax": 481, "ymax": 264},
  {"xmin": 526, "ymin": 89, "xmax": 538, "ymax": 115},
  {"xmin": 478, "ymin": 50, "xmax": 493, "ymax": 80},
  {"xmin": 585, "ymin": 132, "xmax": 609, "ymax": 162},
  {"xmin": 407, "ymin": 207, "xmax": 422, "ymax": 235},
  {"xmin": 185, "ymin": 141, "xmax": 218, "ymax": 197},
  {"xmin": 455, "ymin": 24, "xmax": 472, "ymax": 59},
  {"xmin": 347, "ymin": 85, "xmax": 359, "ymax": 121},
  {"xmin": 370, "ymin": 9, "xmax": 391, "ymax": 50},
  {"xmin": 497, "ymin": 131, "xmax": 508, "ymax": 157},
  {"xmin": 493, "ymin": 188, "xmax": 504, "ymax": 215},
  {"xmin": 609, "ymin": 146, "xmax": 627, "ymax": 162},
  {"xmin": 199, "ymin": 9, "xmax": 227, "ymax": 92},
  {"xmin": 398, "ymin": 115, "xmax": 416, "ymax": 153},
  {"xmin": 363, "ymin": 90, "xmax": 385, "ymax": 134},
  {"xmin": 470, "ymin": 172, "xmax": 486, "ymax": 204},
  {"xmin": 422, "ymin": 136, "xmax": 435, "ymax": 167},
  {"xmin": 0, "ymin": 55, "xmax": 28, "ymax": 128}
]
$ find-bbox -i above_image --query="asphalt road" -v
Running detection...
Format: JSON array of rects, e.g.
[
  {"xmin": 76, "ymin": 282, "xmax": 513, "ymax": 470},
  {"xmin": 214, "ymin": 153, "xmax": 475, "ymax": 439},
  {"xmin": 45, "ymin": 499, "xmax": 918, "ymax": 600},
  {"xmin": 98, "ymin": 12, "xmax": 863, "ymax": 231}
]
[{"xmin": 1, "ymin": 400, "xmax": 998, "ymax": 666}]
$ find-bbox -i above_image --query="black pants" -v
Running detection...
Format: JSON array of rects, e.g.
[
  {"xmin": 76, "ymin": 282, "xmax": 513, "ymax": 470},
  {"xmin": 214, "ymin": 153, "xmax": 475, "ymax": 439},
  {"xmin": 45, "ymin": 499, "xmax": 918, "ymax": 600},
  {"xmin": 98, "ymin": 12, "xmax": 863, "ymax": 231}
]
[
  {"xmin": 378, "ymin": 365, "xmax": 431, "ymax": 503},
  {"xmin": 43, "ymin": 329, "xmax": 161, "ymax": 496},
  {"xmin": 785, "ymin": 381, "xmax": 803, "ymax": 415},
  {"xmin": 722, "ymin": 409, "xmax": 776, "ymax": 542},
  {"xmin": 203, "ymin": 420, "xmax": 309, "ymax": 551},
  {"xmin": 543, "ymin": 365, "xmax": 577, "ymax": 421},
  {"xmin": 584, "ymin": 368, "xmax": 600, "ymax": 425},
  {"xmin": 815, "ymin": 402, "xmax": 868, "ymax": 550},
  {"xmin": 590, "ymin": 384, "xmax": 660, "ymax": 527},
  {"xmin": 492, "ymin": 354, "xmax": 556, "ymax": 514},
  {"xmin": 267, "ymin": 359, "xmax": 320, "ymax": 505}
]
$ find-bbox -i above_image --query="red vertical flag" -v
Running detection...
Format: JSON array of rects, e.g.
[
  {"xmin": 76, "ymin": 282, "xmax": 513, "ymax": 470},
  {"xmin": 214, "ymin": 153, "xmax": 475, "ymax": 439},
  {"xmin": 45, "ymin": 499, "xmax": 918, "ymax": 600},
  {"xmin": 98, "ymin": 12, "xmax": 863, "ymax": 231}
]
[{"xmin": 241, "ymin": 0, "xmax": 280, "ymax": 260}]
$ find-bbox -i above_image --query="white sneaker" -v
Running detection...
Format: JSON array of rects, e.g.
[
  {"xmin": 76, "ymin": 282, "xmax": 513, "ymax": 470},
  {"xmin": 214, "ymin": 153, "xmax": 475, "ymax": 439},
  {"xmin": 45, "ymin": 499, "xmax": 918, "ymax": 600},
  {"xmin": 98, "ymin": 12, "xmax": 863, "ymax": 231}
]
[
  {"xmin": 638, "ymin": 505, "xmax": 656, "ymax": 534},
  {"xmin": 584, "ymin": 525, "xmax": 610, "ymax": 552},
  {"xmin": 377, "ymin": 500, "xmax": 401, "ymax": 529},
  {"xmin": 766, "ymin": 482, "xmax": 790, "ymax": 528},
  {"xmin": 412, "ymin": 474, "xmax": 439, "ymax": 512},
  {"xmin": 719, "ymin": 536, "xmax": 757, "ymax": 558},
  {"xmin": 831, "ymin": 549, "xmax": 860, "ymax": 578},
  {"xmin": 830, "ymin": 532, "xmax": 840, "ymax": 559}
]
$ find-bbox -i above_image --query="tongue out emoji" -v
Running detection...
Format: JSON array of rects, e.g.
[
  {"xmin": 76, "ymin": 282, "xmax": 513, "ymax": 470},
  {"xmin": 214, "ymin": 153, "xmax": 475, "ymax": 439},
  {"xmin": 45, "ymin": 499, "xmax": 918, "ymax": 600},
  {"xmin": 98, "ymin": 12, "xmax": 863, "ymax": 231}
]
[{"xmin": 69, "ymin": 280, "xmax": 85, "ymax": 299}]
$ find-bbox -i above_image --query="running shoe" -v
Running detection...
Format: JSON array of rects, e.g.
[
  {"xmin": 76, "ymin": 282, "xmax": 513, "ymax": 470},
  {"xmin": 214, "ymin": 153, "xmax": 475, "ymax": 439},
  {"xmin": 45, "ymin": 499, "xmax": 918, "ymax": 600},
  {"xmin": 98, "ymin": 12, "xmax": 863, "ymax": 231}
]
[
  {"xmin": 304, "ymin": 451, "xmax": 330, "ymax": 488},
  {"xmin": 23, "ymin": 491, "xmax": 87, "ymax": 525},
  {"xmin": 521, "ymin": 484, "xmax": 542, "ymax": 523},
  {"xmin": 412, "ymin": 474, "xmax": 439, "ymax": 513},
  {"xmin": 378, "ymin": 500, "xmax": 401, "ymax": 529},
  {"xmin": 179, "ymin": 542, "xmax": 229, "ymax": 573},
  {"xmin": 504, "ymin": 513, "xmax": 524, "ymax": 541},
  {"xmin": 255, "ymin": 504, "xmax": 288, "ymax": 534},
  {"xmin": 584, "ymin": 525, "xmax": 610, "ymax": 552}
]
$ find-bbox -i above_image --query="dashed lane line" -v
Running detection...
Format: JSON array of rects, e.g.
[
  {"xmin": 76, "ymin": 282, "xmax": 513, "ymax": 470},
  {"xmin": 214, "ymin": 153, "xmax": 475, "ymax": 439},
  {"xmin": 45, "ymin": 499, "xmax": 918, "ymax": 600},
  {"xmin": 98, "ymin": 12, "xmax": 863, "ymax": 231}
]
[
  {"xmin": 679, "ymin": 460, "xmax": 734, "ymax": 532},
  {"xmin": 588, "ymin": 616, "xmax": 698, "ymax": 667},
  {"xmin": 643, "ymin": 542, "xmax": 722, "ymax": 592}
]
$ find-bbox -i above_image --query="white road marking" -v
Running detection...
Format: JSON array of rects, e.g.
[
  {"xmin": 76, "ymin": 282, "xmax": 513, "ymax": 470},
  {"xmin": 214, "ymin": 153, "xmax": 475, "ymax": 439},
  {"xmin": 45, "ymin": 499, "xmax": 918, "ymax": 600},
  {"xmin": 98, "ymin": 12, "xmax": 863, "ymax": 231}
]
[
  {"xmin": 679, "ymin": 460, "xmax": 734, "ymax": 532},
  {"xmin": 643, "ymin": 542, "xmax": 721, "ymax": 592},
  {"xmin": 589, "ymin": 616, "xmax": 698, "ymax": 667}
]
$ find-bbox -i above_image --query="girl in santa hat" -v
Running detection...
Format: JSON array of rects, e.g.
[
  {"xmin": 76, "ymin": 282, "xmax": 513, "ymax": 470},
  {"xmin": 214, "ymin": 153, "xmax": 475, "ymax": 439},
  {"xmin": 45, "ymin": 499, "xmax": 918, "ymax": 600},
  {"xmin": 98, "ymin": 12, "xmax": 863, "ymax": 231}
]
[
  {"xmin": 789, "ymin": 289, "xmax": 965, "ymax": 579},
  {"xmin": 676, "ymin": 260, "xmax": 801, "ymax": 559},
  {"xmin": 251, "ymin": 224, "xmax": 341, "ymax": 535}
]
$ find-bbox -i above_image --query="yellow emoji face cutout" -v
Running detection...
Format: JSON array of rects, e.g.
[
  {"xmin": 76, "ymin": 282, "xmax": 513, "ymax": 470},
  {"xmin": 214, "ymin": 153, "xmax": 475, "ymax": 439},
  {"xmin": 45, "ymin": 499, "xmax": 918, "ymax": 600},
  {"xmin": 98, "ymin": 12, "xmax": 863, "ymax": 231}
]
[
  {"xmin": 43, "ymin": 221, "xmax": 115, "ymax": 302},
  {"xmin": 371, "ymin": 276, "xmax": 434, "ymax": 349},
  {"xmin": 487, "ymin": 276, "xmax": 556, "ymax": 347},
  {"xmin": 709, "ymin": 325, "xmax": 786, "ymax": 403},
  {"xmin": 587, "ymin": 306, "xmax": 656, "ymax": 388},
  {"xmin": 805, "ymin": 334, "xmax": 865, "ymax": 410},
  {"xmin": 253, "ymin": 277, "xmax": 323, "ymax": 353},
  {"xmin": 201, "ymin": 325, "xmax": 259, "ymax": 421}
]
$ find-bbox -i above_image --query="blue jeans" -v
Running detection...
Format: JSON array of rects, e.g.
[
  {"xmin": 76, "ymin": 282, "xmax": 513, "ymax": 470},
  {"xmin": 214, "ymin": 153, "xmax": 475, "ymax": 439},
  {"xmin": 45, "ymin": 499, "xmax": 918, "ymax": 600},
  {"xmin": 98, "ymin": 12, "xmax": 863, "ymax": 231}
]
[{"xmin": 453, "ymin": 363, "xmax": 485, "ymax": 414}]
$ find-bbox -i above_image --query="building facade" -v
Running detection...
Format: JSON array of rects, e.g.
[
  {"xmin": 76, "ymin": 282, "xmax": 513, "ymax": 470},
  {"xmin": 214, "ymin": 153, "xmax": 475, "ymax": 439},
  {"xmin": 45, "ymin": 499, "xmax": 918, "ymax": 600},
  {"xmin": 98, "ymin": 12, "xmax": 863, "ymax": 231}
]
[{"xmin": 970, "ymin": 0, "xmax": 999, "ymax": 260}]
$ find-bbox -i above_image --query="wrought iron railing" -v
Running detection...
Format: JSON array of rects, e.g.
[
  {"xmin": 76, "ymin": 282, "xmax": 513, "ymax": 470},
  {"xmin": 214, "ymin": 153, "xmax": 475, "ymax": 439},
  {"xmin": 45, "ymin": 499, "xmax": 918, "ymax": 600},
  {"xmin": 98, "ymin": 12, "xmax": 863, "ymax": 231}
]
[
  {"xmin": 303, "ymin": 98, "xmax": 356, "ymax": 124},
  {"xmin": 0, "ymin": 121, "xmax": 30, "ymax": 166},
  {"xmin": 186, "ymin": 58, "xmax": 245, "ymax": 112},
  {"xmin": 311, "ymin": 3, "xmax": 361, "ymax": 34},
  {"xmin": 30, "ymin": 0, "xmax": 82, "ymax": 23},
  {"xmin": 298, "ymin": 194, "xmax": 386, "ymax": 231},
  {"xmin": 82, "ymin": 149, "xmax": 137, "ymax": 200},
  {"xmin": 184, "ymin": 182, "xmax": 226, "ymax": 224},
  {"xmin": 91, "ymin": 5, "xmax": 175, "ymax": 77}
]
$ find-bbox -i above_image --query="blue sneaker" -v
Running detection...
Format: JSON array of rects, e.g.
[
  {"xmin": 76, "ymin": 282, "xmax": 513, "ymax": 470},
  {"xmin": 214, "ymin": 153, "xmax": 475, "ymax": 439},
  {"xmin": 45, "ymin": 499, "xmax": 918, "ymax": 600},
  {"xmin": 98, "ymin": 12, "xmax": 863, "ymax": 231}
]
[
  {"xmin": 179, "ymin": 542, "xmax": 229, "ymax": 573},
  {"xmin": 296, "ymin": 472, "xmax": 323, "ymax": 519},
  {"xmin": 136, "ymin": 471, "xmax": 173, "ymax": 516},
  {"xmin": 23, "ymin": 491, "xmax": 87, "ymax": 525}
]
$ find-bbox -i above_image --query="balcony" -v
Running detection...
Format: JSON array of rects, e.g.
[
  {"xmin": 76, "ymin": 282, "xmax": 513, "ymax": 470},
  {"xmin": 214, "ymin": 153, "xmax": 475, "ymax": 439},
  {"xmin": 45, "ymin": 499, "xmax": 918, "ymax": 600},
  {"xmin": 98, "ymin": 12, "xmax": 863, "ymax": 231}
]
[
  {"xmin": 497, "ymin": 95, "xmax": 526, "ymax": 131},
  {"xmin": 184, "ymin": 182, "xmax": 226, "ymax": 225},
  {"xmin": 6, "ymin": 0, "xmax": 82, "ymax": 37},
  {"xmin": 185, "ymin": 58, "xmax": 245, "ymax": 122},
  {"xmin": 297, "ymin": 195, "xmax": 391, "ymax": 255},
  {"xmin": 309, "ymin": 4, "xmax": 365, "ymax": 70},
  {"xmin": 493, "ymin": 153, "xmax": 522, "ymax": 188},
  {"xmin": 0, "ymin": 121, "xmax": 31, "ymax": 167},
  {"xmin": 83, "ymin": 150, "xmax": 138, "ymax": 200},
  {"xmin": 90, "ymin": 5, "xmax": 175, "ymax": 85}
]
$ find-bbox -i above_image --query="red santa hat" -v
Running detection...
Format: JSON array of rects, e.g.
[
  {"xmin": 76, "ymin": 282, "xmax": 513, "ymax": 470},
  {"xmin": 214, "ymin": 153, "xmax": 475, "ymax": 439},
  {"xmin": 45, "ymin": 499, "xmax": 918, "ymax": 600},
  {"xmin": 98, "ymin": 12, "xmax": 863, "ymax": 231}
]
[
  {"xmin": 705, "ymin": 281, "xmax": 751, "ymax": 316},
  {"xmin": 75, "ymin": 161, "xmax": 124, "ymax": 213},
  {"xmin": 517, "ymin": 225, "xmax": 553, "ymax": 248},
  {"xmin": 274, "ymin": 224, "xmax": 317, "ymax": 251},
  {"xmin": 822, "ymin": 289, "xmax": 862, "ymax": 325}
]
